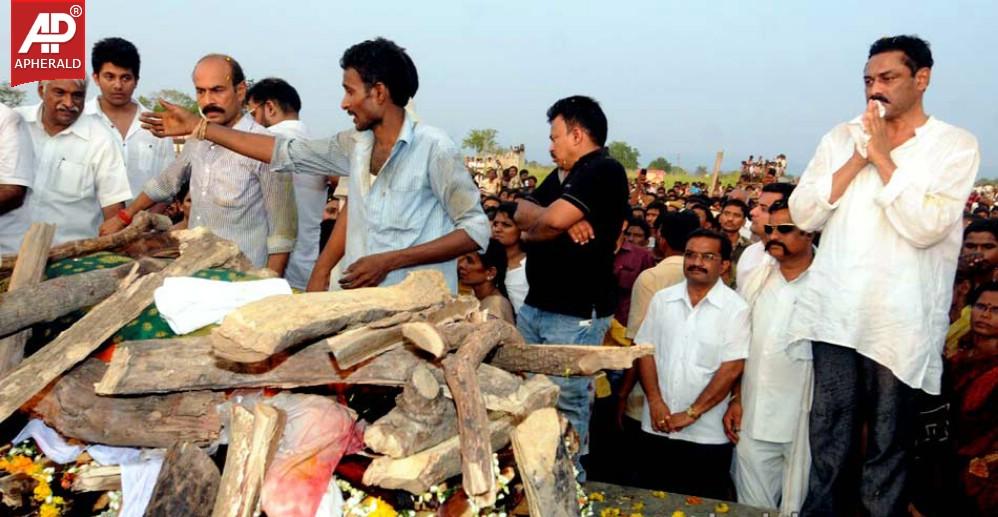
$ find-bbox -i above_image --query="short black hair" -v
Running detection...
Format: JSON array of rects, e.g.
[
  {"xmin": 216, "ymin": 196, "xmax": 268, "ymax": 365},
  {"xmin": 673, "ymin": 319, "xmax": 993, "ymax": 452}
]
[
  {"xmin": 657, "ymin": 211, "xmax": 701, "ymax": 252},
  {"xmin": 686, "ymin": 228, "xmax": 732, "ymax": 261},
  {"xmin": 868, "ymin": 35, "xmax": 933, "ymax": 75},
  {"xmin": 768, "ymin": 198, "xmax": 791, "ymax": 214},
  {"xmin": 479, "ymin": 239, "xmax": 509, "ymax": 298},
  {"xmin": 546, "ymin": 95, "xmax": 608, "ymax": 147},
  {"xmin": 92, "ymin": 37, "xmax": 140, "ymax": 78},
  {"xmin": 496, "ymin": 202, "xmax": 518, "ymax": 221},
  {"xmin": 761, "ymin": 182, "xmax": 796, "ymax": 201},
  {"xmin": 247, "ymin": 77, "xmax": 302, "ymax": 114},
  {"xmin": 195, "ymin": 54, "xmax": 245, "ymax": 87},
  {"xmin": 626, "ymin": 217, "xmax": 651, "ymax": 239},
  {"xmin": 969, "ymin": 281, "xmax": 998, "ymax": 306},
  {"xmin": 340, "ymin": 37, "xmax": 419, "ymax": 107},
  {"xmin": 965, "ymin": 218, "xmax": 998, "ymax": 241},
  {"xmin": 646, "ymin": 201, "xmax": 667, "ymax": 213},
  {"xmin": 722, "ymin": 198, "xmax": 749, "ymax": 218},
  {"xmin": 973, "ymin": 206, "xmax": 990, "ymax": 218},
  {"xmin": 482, "ymin": 195, "xmax": 501, "ymax": 205}
]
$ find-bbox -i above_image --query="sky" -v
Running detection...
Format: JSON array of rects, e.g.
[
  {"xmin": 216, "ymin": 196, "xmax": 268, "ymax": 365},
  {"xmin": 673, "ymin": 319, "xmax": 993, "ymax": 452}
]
[{"xmin": 2, "ymin": 0, "xmax": 996, "ymax": 176}]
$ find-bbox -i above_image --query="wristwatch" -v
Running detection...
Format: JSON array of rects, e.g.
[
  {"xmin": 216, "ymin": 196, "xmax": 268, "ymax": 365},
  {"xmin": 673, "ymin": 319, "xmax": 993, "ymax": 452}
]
[{"xmin": 686, "ymin": 406, "xmax": 701, "ymax": 420}]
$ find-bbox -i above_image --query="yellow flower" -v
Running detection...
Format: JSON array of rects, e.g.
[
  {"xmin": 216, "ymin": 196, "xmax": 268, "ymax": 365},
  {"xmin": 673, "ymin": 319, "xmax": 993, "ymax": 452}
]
[
  {"xmin": 589, "ymin": 491, "xmax": 606, "ymax": 502},
  {"xmin": 599, "ymin": 508, "xmax": 621, "ymax": 517},
  {"xmin": 33, "ymin": 479, "xmax": 53, "ymax": 501},
  {"xmin": 650, "ymin": 490, "xmax": 668, "ymax": 499},
  {"xmin": 40, "ymin": 503, "xmax": 60, "ymax": 517},
  {"xmin": 714, "ymin": 502, "xmax": 730, "ymax": 513},
  {"xmin": 671, "ymin": 511, "xmax": 686, "ymax": 517},
  {"xmin": 632, "ymin": 501, "xmax": 644, "ymax": 511},
  {"xmin": 361, "ymin": 496, "xmax": 397, "ymax": 517}
]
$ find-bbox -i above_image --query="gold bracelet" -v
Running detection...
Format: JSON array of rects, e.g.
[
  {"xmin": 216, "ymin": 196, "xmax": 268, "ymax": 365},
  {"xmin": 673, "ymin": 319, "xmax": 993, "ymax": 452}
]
[
  {"xmin": 194, "ymin": 118, "xmax": 208, "ymax": 140},
  {"xmin": 686, "ymin": 406, "xmax": 701, "ymax": 420}
]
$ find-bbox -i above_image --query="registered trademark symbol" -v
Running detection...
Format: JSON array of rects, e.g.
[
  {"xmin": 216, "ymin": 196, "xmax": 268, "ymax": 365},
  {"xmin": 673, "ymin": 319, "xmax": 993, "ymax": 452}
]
[{"xmin": 69, "ymin": 5, "xmax": 83, "ymax": 17}]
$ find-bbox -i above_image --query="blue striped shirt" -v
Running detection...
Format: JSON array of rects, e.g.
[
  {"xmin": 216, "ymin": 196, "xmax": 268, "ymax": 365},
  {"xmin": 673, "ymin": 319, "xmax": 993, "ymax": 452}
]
[{"xmin": 270, "ymin": 112, "xmax": 489, "ymax": 292}]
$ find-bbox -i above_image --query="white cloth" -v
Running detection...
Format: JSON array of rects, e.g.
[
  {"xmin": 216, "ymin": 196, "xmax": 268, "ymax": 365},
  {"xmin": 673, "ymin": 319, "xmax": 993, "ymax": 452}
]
[
  {"xmin": 13, "ymin": 419, "xmax": 86, "ymax": 464},
  {"xmin": 15, "ymin": 102, "xmax": 131, "ymax": 244},
  {"xmin": 735, "ymin": 240, "xmax": 770, "ymax": 289},
  {"xmin": 788, "ymin": 116, "xmax": 980, "ymax": 394},
  {"xmin": 504, "ymin": 258, "xmax": 528, "ymax": 314},
  {"xmin": 0, "ymin": 103, "xmax": 35, "ymax": 253},
  {"xmin": 154, "ymin": 277, "xmax": 292, "ymax": 334},
  {"xmin": 84, "ymin": 97, "xmax": 175, "ymax": 204},
  {"xmin": 634, "ymin": 280, "xmax": 750, "ymax": 444},
  {"xmin": 268, "ymin": 120, "xmax": 327, "ymax": 290},
  {"xmin": 733, "ymin": 434, "xmax": 794, "ymax": 509}
]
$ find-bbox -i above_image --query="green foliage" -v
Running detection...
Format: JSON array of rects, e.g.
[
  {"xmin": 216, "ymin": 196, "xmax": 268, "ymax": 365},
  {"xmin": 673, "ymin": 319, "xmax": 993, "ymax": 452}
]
[
  {"xmin": 694, "ymin": 165, "xmax": 708, "ymax": 175},
  {"xmin": 462, "ymin": 129, "xmax": 499, "ymax": 154},
  {"xmin": 607, "ymin": 141, "xmax": 640, "ymax": 170},
  {"xmin": 0, "ymin": 81, "xmax": 27, "ymax": 107},
  {"xmin": 138, "ymin": 89, "xmax": 199, "ymax": 114},
  {"xmin": 647, "ymin": 156, "xmax": 672, "ymax": 172}
]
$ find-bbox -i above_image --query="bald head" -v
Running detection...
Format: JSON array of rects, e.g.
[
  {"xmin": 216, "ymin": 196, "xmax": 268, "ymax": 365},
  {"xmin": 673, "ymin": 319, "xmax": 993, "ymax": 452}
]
[
  {"xmin": 192, "ymin": 54, "xmax": 246, "ymax": 126},
  {"xmin": 192, "ymin": 54, "xmax": 245, "ymax": 87}
]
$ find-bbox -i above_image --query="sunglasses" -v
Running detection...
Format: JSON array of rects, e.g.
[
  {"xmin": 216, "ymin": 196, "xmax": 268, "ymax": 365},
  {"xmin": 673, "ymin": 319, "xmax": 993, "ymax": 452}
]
[{"xmin": 764, "ymin": 223, "xmax": 798, "ymax": 235}]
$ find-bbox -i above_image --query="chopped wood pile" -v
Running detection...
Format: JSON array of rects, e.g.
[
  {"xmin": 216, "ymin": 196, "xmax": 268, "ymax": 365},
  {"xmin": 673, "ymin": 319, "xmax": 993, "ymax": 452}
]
[{"xmin": 0, "ymin": 217, "xmax": 652, "ymax": 516}]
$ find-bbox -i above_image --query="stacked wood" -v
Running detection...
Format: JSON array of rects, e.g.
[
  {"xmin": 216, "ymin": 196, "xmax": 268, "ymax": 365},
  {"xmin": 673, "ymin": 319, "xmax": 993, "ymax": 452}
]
[
  {"xmin": 211, "ymin": 403, "xmax": 282, "ymax": 517},
  {"xmin": 144, "ymin": 442, "xmax": 220, "ymax": 517},
  {"xmin": 0, "ymin": 223, "xmax": 55, "ymax": 376},
  {"xmin": 511, "ymin": 408, "xmax": 578, "ymax": 517},
  {"xmin": 70, "ymin": 465, "xmax": 122, "ymax": 493}
]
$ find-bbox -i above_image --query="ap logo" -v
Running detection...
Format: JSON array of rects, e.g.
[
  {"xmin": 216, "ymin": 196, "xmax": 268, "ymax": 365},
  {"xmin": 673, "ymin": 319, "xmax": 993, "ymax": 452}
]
[{"xmin": 9, "ymin": 1, "xmax": 86, "ymax": 86}]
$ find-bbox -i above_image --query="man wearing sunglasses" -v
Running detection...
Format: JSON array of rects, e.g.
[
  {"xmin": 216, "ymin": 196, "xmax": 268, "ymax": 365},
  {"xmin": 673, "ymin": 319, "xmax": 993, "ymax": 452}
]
[
  {"xmin": 788, "ymin": 35, "xmax": 981, "ymax": 516},
  {"xmin": 633, "ymin": 229, "xmax": 750, "ymax": 498},
  {"xmin": 726, "ymin": 199, "xmax": 815, "ymax": 513}
]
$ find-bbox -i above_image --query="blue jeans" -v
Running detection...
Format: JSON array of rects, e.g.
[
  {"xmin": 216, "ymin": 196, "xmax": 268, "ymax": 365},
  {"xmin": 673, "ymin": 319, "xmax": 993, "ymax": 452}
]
[{"xmin": 516, "ymin": 303, "xmax": 611, "ymax": 481}]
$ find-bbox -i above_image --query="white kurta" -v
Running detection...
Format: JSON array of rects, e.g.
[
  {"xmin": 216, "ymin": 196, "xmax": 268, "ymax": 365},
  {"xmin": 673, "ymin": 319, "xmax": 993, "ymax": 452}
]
[
  {"xmin": 788, "ymin": 116, "xmax": 980, "ymax": 394},
  {"xmin": 0, "ymin": 103, "xmax": 35, "ymax": 253}
]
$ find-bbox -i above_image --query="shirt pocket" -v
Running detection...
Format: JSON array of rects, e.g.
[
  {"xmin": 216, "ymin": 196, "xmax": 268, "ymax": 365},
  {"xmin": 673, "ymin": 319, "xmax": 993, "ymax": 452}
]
[
  {"xmin": 693, "ymin": 329, "xmax": 722, "ymax": 371},
  {"xmin": 209, "ymin": 165, "xmax": 252, "ymax": 208},
  {"xmin": 47, "ymin": 159, "xmax": 93, "ymax": 201},
  {"xmin": 136, "ymin": 143, "xmax": 156, "ymax": 172}
]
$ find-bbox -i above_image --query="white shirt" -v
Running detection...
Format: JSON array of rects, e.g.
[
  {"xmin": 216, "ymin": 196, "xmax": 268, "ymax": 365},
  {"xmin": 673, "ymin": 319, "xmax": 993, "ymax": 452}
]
[
  {"xmin": 739, "ymin": 267, "xmax": 812, "ymax": 443},
  {"xmin": 504, "ymin": 258, "xmax": 528, "ymax": 314},
  {"xmin": 15, "ymin": 103, "xmax": 131, "ymax": 245},
  {"xmin": 84, "ymin": 97, "xmax": 175, "ymax": 204},
  {"xmin": 789, "ymin": 116, "xmax": 980, "ymax": 394},
  {"xmin": 0, "ymin": 103, "xmax": 35, "ymax": 254},
  {"xmin": 735, "ymin": 241, "xmax": 770, "ymax": 289},
  {"xmin": 634, "ymin": 279, "xmax": 751, "ymax": 444},
  {"xmin": 267, "ymin": 120, "xmax": 327, "ymax": 290}
]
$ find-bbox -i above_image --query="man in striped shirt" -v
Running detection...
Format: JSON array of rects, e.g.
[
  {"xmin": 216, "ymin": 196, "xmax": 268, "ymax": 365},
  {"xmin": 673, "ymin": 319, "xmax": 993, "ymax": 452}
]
[
  {"xmin": 139, "ymin": 39, "xmax": 489, "ymax": 292},
  {"xmin": 102, "ymin": 54, "xmax": 297, "ymax": 273}
]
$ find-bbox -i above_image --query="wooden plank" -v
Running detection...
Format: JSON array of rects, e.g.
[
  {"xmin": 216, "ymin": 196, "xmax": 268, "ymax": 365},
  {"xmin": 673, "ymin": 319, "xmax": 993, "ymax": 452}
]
[
  {"xmin": 31, "ymin": 359, "xmax": 223, "ymax": 448},
  {"xmin": 489, "ymin": 344, "xmax": 653, "ymax": 376},
  {"xmin": 0, "ymin": 223, "xmax": 55, "ymax": 376},
  {"xmin": 70, "ymin": 465, "xmax": 122, "ymax": 492},
  {"xmin": 709, "ymin": 150, "xmax": 725, "ymax": 196},
  {"xmin": 210, "ymin": 270, "xmax": 452, "ymax": 363},
  {"xmin": 0, "ymin": 228, "xmax": 240, "ymax": 423},
  {"xmin": 144, "ymin": 442, "xmax": 220, "ymax": 517},
  {"xmin": 0, "ymin": 259, "xmax": 167, "ymax": 337},
  {"xmin": 211, "ymin": 403, "xmax": 283, "ymax": 517},
  {"xmin": 512, "ymin": 408, "xmax": 578, "ymax": 517},
  {"xmin": 364, "ymin": 363, "xmax": 457, "ymax": 458}
]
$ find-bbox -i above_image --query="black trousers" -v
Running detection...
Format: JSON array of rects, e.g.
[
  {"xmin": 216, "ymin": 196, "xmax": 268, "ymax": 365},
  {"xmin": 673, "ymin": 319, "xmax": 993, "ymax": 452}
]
[{"xmin": 635, "ymin": 430, "xmax": 733, "ymax": 500}]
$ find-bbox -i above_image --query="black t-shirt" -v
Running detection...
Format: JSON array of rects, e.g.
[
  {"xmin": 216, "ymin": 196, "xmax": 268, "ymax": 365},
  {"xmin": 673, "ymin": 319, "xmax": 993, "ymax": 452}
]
[{"xmin": 523, "ymin": 148, "xmax": 629, "ymax": 319}]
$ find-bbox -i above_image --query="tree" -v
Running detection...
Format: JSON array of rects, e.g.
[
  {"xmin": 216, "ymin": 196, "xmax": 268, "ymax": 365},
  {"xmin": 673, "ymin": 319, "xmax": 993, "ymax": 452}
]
[
  {"xmin": 607, "ymin": 141, "xmax": 640, "ymax": 170},
  {"xmin": 138, "ymin": 89, "xmax": 200, "ymax": 114},
  {"xmin": 694, "ymin": 165, "xmax": 708, "ymax": 175},
  {"xmin": 462, "ymin": 129, "xmax": 499, "ymax": 155},
  {"xmin": 0, "ymin": 81, "xmax": 27, "ymax": 107},
  {"xmin": 647, "ymin": 156, "xmax": 672, "ymax": 172}
]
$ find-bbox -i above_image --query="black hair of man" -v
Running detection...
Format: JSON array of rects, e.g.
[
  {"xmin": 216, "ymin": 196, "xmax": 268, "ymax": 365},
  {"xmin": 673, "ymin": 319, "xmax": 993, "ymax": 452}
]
[
  {"xmin": 496, "ymin": 202, "xmax": 518, "ymax": 221},
  {"xmin": 92, "ymin": 37, "xmax": 140, "ymax": 78},
  {"xmin": 658, "ymin": 211, "xmax": 701, "ymax": 253},
  {"xmin": 627, "ymin": 217, "xmax": 651, "ymax": 239},
  {"xmin": 482, "ymin": 195, "xmax": 501, "ymax": 205},
  {"xmin": 246, "ymin": 77, "xmax": 302, "ymax": 114},
  {"xmin": 479, "ymin": 239, "xmax": 509, "ymax": 298},
  {"xmin": 546, "ymin": 95, "xmax": 608, "ymax": 147},
  {"xmin": 519, "ymin": 169, "xmax": 529, "ymax": 176},
  {"xmin": 968, "ymin": 281, "xmax": 998, "ymax": 306},
  {"xmin": 646, "ymin": 200, "xmax": 667, "ymax": 214},
  {"xmin": 687, "ymin": 228, "xmax": 733, "ymax": 261},
  {"xmin": 340, "ymin": 37, "xmax": 419, "ymax": 107},
  {"xmin": 868, "ymin": 35, "xmax": 933, "ymax": 75},
  {"xmin": 761, "ymin": 182, "xmax": 795, "ymax": 201},
  {"xmin": 973, "ymin": 207, "xmax": 990, "ymax": 218},
  {"xmin": 768, "ymin": 198, "xmax": 791, "ymax": 214},
  {"xmin": 195, "ymin": 54, "xmax": 245, "ymax": 86},
  {"xmin": 964, "ymin": 218, "xmax": 998, "ymax": 241},
  {"xmin": 722, "ymin": 198, "xmax": 750, "ymax": 218}
]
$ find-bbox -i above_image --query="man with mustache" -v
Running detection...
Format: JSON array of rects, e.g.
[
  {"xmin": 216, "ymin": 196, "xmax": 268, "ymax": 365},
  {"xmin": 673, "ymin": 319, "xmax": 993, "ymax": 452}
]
[
  {"xmin": 84, "ymin": 37, "xmax": 175, "ymax": 206},
  {"xmin": 135, "ymin": 39, "xmax": 489, "ymax": 292},
  {"xmin": 789, "ymin": 35, "xmax": 981, "ymax": 516},
  {"xmin": 101, "ymin": 54, "xmax": 297, "ymax": 274},
  {"xmin": 633, "ymin": 228, "xmax": 749, "ymax": 498},
  {"xmin": 15, "ymin": 80, "xmax": 131, "ymax": 244},
  {"xmin": 725, "ymin": 199, "xmax": 815, "ymax": 513},
  {"xmin": 735, "ymin": 182, "xmax": 795, "ymax": 288}
]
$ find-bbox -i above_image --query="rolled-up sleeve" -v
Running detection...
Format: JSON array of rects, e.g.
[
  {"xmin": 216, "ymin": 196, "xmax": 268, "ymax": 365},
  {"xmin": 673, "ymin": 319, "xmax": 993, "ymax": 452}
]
[
  {"xmin": 428, "ymin": 139, "xmax": 490, "ymax": 251},
  {"xmin": 270, "ymin": 131, "xmax": 352, "ymax": 177},
  {"xmin": 143, "ymin": 143, "xmax": 192, "ymax": 203},
  {"xmin": 875, "ymin": 133, "xmax": 980, "ymax": 249},
  {"xmin": 790, "ymin": 133, "xmax": 840, "ymax": 232},
  {"xmin": 257, "ymin": 162, "xmax": 298, "ymax": 254},
  {"xmin": 721, "ymin": 303, "xmax": 751, "ymax": 362}
]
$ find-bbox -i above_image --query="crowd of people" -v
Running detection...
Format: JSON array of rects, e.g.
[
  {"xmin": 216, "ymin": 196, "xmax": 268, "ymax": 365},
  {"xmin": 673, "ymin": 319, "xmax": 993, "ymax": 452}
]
[{"xmin": 0, "ymin": 32, "xmax": 992, "ymax": 517}]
